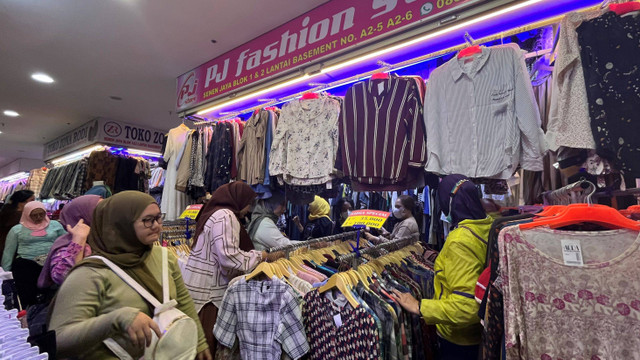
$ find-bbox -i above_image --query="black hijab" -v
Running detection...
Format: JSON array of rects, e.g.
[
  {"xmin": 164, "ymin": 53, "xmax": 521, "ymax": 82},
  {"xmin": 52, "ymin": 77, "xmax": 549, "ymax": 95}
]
[{"xmin": 438, "ymin": 174, "xmax": 487, "ymax": 228}]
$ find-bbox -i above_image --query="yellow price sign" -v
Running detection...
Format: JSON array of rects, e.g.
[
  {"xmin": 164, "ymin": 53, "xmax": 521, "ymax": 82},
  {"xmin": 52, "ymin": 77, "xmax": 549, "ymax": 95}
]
[
  {"xmin": 179, "ymin": 204, "xmax": 203, "ymax": 220},
  {"xmin": 341, "ymin": 209, "xmax": 390, "ymax": 229}
]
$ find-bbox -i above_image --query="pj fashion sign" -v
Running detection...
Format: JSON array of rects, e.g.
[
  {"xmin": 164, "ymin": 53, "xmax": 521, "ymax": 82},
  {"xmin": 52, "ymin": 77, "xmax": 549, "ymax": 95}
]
[{"xmin": 176, "ymin": 0, "xmax": 477, "ymax": 111}]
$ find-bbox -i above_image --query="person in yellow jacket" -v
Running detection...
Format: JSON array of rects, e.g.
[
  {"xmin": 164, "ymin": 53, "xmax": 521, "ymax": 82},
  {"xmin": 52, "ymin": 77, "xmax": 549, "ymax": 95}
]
[{"xmin": 392, "ymin": 174, "xmax": 490, "ymax": 360}]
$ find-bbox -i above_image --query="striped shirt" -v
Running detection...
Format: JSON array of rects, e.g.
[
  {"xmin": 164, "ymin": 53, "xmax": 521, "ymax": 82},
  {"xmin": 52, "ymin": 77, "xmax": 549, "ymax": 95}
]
[
  {"xmin": 424, "ymin": 44, "xmax": 544, "ymax": 179},
  {"xmin": 340, "ymin": 75, "xmax": 427, "ymax": 190}
]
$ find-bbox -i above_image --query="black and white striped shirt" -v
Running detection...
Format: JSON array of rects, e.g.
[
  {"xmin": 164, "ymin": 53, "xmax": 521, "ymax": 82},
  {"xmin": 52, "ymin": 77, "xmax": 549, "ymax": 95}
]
[{"xmin": 424, "ymin": 44, "xmax": 544, "ymax": 179}]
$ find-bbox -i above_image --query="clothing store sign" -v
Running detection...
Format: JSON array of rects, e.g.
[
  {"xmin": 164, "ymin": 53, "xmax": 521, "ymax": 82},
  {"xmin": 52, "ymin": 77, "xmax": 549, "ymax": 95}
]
[
  {"xmin": 96, "ymin": 119, "xmax": 165, "ymax": 153},
  {"xmin": 176, "ymin": 0, "xmax": 478, "ymax": 111},
  {"xmin": 342, "ymin": 210, "xmax": 390, "ymax": 229},
  {"xmin": 44, "ymin": 118, "xmax": 166, "ymax": 160}
]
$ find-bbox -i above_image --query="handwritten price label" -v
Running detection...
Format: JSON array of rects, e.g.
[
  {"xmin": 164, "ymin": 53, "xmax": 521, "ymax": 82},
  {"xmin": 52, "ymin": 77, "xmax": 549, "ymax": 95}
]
[
  {"xmin": 342, "ymin": 210, "xmax": 390, "ymax": 229},
  {"xmin": 179, "ymin": 204, "xmax": 203, "ymax": 220}
]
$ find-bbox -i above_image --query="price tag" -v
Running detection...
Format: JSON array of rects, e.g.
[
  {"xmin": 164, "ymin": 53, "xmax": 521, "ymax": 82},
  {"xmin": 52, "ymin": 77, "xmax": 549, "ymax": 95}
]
[
  {"xmin": 333, "ymin": 313, "xmax": 343, "ymax": 328},
  {"xmin": 341, "ymin": 209, "xmax": 390, "ymax": 229},
  {"xmin": 561, "ymin": 240, "xmax": 584, "ymax": 266},
  {"xmin": 179, "ymin": 204, "xmax": 203, "ymax": 220}
]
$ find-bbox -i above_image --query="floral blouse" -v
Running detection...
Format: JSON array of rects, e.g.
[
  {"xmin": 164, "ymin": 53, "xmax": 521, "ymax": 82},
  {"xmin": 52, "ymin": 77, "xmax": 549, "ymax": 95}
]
[
  {"xmin": 499, "ymin": 226, "xmax": 640, "ymax": 360},
  {"xmin": 269, "ymin": 96, "xmax": 341, "ymax": 186}
]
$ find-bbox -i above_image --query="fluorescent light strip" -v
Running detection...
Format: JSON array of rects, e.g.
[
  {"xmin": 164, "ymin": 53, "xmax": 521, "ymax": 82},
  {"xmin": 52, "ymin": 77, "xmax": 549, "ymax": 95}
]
[
  {"xmin": 0, "ymin": 172, "xmax": 29, "ymax": 183},
  {"xmin": 195, "ymin": 0, "xmax": 543, "ymax": 116},
  {"xmin": 51, "ymin": 145, "xmax": 106, "ymax": 165},
  {"xmin": 321, "ymin": 0, "xmax": 543, "ymax": 73},
  {"xmin": 125, "ymin": 148, "xmax": 163, "ymax": 158}
]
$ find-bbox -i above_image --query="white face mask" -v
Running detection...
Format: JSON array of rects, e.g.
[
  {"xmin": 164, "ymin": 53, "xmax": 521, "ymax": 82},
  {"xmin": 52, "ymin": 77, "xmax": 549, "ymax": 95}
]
[{"xmin": 393, "ymin": 207, "xmax": 405, "ymax": 219}]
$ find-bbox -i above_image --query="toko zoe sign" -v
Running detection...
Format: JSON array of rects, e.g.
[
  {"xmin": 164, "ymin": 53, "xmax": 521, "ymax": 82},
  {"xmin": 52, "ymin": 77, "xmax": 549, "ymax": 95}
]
[{"xmin": 176, "ymin": 0, "xmax": 477, "ymax": 111}]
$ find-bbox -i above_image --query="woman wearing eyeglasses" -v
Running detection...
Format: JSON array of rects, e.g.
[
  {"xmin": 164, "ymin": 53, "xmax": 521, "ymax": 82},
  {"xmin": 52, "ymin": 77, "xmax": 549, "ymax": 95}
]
[{"xmin": 49, "ymin": 191, "xmax": 211, "ymax": 360}]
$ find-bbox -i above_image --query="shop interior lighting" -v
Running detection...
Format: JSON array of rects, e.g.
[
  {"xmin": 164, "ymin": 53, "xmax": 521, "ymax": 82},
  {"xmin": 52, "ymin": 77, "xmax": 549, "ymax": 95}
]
[
  {"xmin": 0, "ymin": 172, "xmax": 30, "ymax": 183},
  {"xmin": 195, "ymin": 0, "xmax": 543, "ymax": 116},
  {"xmin": 112, "ymin": 147, "xmax": 163, "ymax": 158},
  {"xmin": 50, "ymin": 145, "xmax": 106, "ymax": 165},
  {"xmin": 3, "ymin": 110, "xmax": 19, "ymax": 117},
  {"xmin": 31, "ymin": 72, "xmax": 55, "ymax": 84}
]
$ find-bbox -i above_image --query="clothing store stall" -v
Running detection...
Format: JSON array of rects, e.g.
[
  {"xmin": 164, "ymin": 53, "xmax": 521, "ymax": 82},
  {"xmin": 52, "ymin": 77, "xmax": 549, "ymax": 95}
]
[
  {"xmin": 168, "ymin": 0, "xmax": 640, "ymax": 359},
  {"xmin": 38, "ymin": 118, "xmax": 165, "ymax": 203}
]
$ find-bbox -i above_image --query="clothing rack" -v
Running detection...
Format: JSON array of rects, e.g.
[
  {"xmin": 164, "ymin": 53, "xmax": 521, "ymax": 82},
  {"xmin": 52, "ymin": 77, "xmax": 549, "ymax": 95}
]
[
  {"xmin": 335, "ymin": 235, "xmax": 417, "ymax": 263},
  {"xmin": 542, "ymin": 179, "xmax": 596, "ymax": 205},
  {"xmin": 267, "ymin": 230, "xmax": 359, "ymax": 255}
]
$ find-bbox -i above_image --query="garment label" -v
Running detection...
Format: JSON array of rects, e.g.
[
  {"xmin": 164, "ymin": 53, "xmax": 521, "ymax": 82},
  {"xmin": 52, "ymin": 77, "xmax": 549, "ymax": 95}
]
[
  {"xmin": 561, "ymin": 240, "xmax": 584, "ymax": 266},
  {"xmin": 378, "ymin": 82, "xmax": 384, "ymax": 95},
  {"xmin": 333, "ymin": 313, "xmax": 343, "ymax": 328}
]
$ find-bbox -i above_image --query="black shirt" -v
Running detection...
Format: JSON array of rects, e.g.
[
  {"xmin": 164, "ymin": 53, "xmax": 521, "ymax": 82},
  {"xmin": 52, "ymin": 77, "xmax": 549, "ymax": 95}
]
[{"xmin": 302, "ymin": 217, "xmax": 334, "ymax": 240}]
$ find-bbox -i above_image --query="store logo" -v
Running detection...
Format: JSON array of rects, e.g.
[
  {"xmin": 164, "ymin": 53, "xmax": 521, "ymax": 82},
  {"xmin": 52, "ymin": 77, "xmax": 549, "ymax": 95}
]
[
  {"xmin": 420, "ymin": 3, "xmax": 433, "ymax": 16},
  {"xmin": 177, "ymin": 71, "xmax": 198, "ymax": 108},
  {"xmin": 104, "ymin": 121, "xmax": 122, "ymax": 137}
]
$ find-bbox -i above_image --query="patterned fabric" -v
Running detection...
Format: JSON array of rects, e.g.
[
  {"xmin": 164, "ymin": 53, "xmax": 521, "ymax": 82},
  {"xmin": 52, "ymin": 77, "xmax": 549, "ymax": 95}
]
[
  {"xmin": 205, "ymin": 123, "xmax": 233, "ymax": 193},
  {"xmin": 270, "ymin": 96, "xmax": 341, "ymax": 186},
  {"xmin": 182, "ymin": 209, "xmax": 262, "ymax": 310},
  {"xmin": 499, "ymin": 226, "xmax": 640, "ymax": 359},
  {"xmin": 480, "ymin": 283, "xmax": 504, "ymax": 360},
  {"xmin": 214, "ymin": 277, "xmax": 310, "ymax": 360},
  {"xmin": 546, "ymin": 9, "xmax": 604, "ymax": 151},
  {"xmin": 85, "ymin": 150, "xmax": 119, "ymax": 190},
  {"xmin": 303, "ymin": 290, "xmax": 380, "ymax": 360},
  {"xmin": 424, "ymin": 44, "xmax": 544, "ymax": 179},
  {"xmin": 577, "ymin": 11, "xmax": 640, "ymax": 177},
  {"xmin": 49, "ymin": 241, "xmax": 92, "ymax": 285}
]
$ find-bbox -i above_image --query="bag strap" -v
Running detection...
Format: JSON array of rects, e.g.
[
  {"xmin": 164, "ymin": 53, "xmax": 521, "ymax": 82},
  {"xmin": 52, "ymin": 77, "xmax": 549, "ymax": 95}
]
[
  {"xmin": 88, "ymin": 254, "xmax": 163, "ymax": 309},
  {"xmin": 458, "ymin": 225, "xmax": 488, "ymax": 245},
  {"xmin": 162, "ymin": 246, "xmax": 169, "ymax": 304}
]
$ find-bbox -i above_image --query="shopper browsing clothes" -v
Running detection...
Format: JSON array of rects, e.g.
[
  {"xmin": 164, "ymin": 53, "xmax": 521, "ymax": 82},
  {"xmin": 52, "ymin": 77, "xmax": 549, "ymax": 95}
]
[
  {"xmin": 182, "ymin": 182, "xmax": 284, "ymax": 357},
  {"xmin": 292, "ymin": 195, "xmax": 334, "ymax": 240},
  {"xmin": 364, "ymin": 195, "xmax": 420, "ymax": 243},
  {"xmin": 0, "ymin": 190, "xmax": 35, "ymax": 259},
  {"xmin": 38, "ymin": 195, "xmax": 102, "ymax": 288},
  {"xmin": 247, "ymin": 190, "xmax": 297, "ymax": 250},
  {"xmin": 49, "ymin": 191, "xmax": 211, "ymax": 360},
  {"xmin": 391, "ymin": 174, "xmax": 491, "ymax": 360}
]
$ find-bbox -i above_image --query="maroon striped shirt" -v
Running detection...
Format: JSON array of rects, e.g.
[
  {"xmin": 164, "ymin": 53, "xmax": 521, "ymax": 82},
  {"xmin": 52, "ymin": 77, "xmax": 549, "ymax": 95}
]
[{"xmin": 340, "ymin": 75, "xmax": 427, "ymax": 190}]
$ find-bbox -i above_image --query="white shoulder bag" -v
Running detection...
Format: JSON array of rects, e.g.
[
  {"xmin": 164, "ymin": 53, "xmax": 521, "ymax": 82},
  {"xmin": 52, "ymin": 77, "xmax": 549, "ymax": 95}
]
[{"xmin": 91, "ymin": 247, "xmax": 198, "ymax": 360}]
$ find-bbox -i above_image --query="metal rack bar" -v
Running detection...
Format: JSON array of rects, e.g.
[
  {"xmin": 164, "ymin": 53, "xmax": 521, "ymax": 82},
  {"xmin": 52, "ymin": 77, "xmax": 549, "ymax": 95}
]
[
  {"xmin": 335, "ymin": 235, "xmax": 417, "ymax": 263},
  {"xmin": 268, "ymin": 231, "xmax": 359, "ymax": 254}
]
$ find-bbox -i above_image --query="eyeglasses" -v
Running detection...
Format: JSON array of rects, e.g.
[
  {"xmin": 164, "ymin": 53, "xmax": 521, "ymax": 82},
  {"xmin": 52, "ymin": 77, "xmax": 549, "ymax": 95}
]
[{"xmin": 141, "ymin": 214, "xmax": 164, "ymax": 228}]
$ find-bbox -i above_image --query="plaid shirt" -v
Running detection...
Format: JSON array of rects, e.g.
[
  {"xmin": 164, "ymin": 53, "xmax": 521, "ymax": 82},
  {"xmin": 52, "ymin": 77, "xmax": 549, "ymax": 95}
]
[{"xmin": 214, "ymin": 277, "xmax": 309, "ymax": 360}]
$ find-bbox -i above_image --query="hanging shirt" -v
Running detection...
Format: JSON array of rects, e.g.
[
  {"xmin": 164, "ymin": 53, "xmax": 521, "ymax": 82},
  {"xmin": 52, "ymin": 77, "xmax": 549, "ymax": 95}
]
[
  {"xmin": 214, "ymin": 277, "xmax": 310, "ymax": 360},
  {"xmin": 499, "ymin": 226, "xmax": 640, "ymax": 360},
  {"xmin": 341, "ymin": 75, "xmax": 427, "ymax": 190},
  {"xmin": 577, "ymin": 11, "xmax": 640, "ymax": 177},
  {"xmin": 424, "ymin": 44, "xmax": 545, "ymax": 179},
  {"xmin": 237, "ymin": 110, "xmax": 269, "ymax": 185},
  {"xmin": 270, "ymin": 96, "xmax": 341, "ymax": 186},
  {"xmin": 303, "ymin": 290, "xmax": 381, "ymax": 360},
  {"xmin": 546, "ymin": 10, "xmax": 604, "ymax": 151}
]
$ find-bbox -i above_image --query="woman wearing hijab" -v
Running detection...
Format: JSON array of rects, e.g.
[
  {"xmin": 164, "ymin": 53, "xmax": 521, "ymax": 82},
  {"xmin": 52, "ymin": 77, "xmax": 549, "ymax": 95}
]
[
  {"xmin": 38, "ymin": 195, "xmax": 102, "ymax": 289},
  {"xmin": 364, "ymin": 195, "xmax": 420, "ymax": 243},
  {"xmin": 292, "ymin": 195, "xmax": 335, "ymax": 240},
  {"xmin": 246, "ymin": 190, "xmax": 296, "ymax": 250},
  {"xmin": 2, "ymin": 201, "xmax": 66, "ymax": 271},
  {"xmin": 182, "ymin": 182, "xmax": 284, "ymax": 357},
  {"xmin": 391, "ymin": 175, "xmax": 492, "ymax": 360},
  {"xmin": 49, "ymin": 191, "xmax": 211, "ymax": 360},
  {"xmin": 0, "ymin": 190, "xmax": 35, "ymax": 259}
]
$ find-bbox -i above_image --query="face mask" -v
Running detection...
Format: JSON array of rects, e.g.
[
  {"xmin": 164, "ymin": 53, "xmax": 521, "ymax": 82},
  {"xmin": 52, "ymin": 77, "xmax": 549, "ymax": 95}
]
[{"xmin": 393, "ymin": 207, "xmax": 405, "ymax": 219}]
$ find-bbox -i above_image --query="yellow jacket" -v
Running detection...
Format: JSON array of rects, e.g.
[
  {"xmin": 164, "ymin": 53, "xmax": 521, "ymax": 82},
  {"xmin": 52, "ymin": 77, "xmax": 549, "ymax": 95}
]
[{"xmin": 420, "ymin": 216, "xmax": 492, "ymax": 345}]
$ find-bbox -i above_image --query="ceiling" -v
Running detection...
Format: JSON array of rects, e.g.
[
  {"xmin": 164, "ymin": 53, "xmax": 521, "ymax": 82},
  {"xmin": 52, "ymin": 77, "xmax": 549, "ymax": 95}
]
[{"xmin": 0, "ymin": 0, "xmax": 328, "ymax": 169}]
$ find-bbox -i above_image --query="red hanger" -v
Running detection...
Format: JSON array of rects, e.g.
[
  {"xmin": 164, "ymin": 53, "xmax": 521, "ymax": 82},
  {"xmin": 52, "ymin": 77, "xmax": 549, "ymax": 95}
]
[
  {"xmin": 458, "ymin": 45, "xmax": 482, "ymax": 59},
  {"xmin": 301, "ymin": 92, "xmax": 319, "ymax": 100},
  {"xmin": 371, "ymin": 72, "xmax": 389, "ymax": 79},
  {"xmin": 535, "ymin": 205, "xmax": 567, "ymax": 217},
  {"xmin": 520, "ymin": 204, "xmax": 640, "ymax": 230},
  {"xmin": 610, "ymin": 2, "xmax": 640, "ymax": 15}
]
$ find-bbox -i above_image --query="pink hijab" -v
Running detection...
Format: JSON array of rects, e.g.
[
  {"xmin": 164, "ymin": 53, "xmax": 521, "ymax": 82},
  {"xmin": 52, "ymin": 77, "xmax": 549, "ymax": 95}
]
[{"xmin": 20, "ymin": 201, "xmax": 50, "ymax": 237}]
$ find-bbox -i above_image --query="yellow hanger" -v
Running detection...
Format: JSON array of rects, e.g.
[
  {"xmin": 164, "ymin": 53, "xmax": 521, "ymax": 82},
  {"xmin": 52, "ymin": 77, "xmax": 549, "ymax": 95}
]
[
  {"xmin": 245, "ymin": 262, "xmax": 276, "ymax": 281},
  {"xmin": 318, "ymin": 273, "xmax": 360, "ymax": 308}
]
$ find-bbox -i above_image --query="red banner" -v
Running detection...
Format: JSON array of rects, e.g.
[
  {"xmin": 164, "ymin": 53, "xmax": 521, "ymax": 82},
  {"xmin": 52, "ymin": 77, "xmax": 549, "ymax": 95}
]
[{"xmin": 176, "ymin": 0, "xmax": 478, "ymax": 111}]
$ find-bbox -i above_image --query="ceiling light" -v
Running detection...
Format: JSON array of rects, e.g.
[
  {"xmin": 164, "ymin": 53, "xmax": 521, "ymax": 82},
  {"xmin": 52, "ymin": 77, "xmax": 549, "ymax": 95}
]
[
  {"xmin": 0, "ymin": 131, "xmax": 3, "ymax": 134},
  {"xmin": 3, "ymin": 110, "xmax": 19, "ymax": 117},
  {"xmin": 31, "ymin": 72, "xmax": 55, "ymax": 84},
  {"xmin": 51, "ymin": 145, "xmax": 106, "ymax": 165},
  {"xmin": 194, "ymin": 0, "xmax": 544, "ymax": 116},
  {"xmin": 0, "ymin": 172, "xmax": 29, "ymax": 183}
]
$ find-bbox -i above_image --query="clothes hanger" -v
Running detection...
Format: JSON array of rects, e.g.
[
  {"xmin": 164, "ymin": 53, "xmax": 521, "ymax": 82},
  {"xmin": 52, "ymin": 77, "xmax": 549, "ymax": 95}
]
[
  {"xmin": 371, "ymin": 72, "xmax": 390, "ymax": 79},
  {"xmin": 610, "ymin": 2, "xmax": 640, "ymax": 15},
  {"xmin": 535, "ymin": 205, "xmax": 567, "ymax": 217},
  {"xmin": 520, "ymin": 203, "xmax": 640, "ymax": 230},
  {"xmin": 301, "ymin": 92, "xmax": 319, "ymax": 100},
  {"xmin": 458, "ymin": 31, "xmax": 482, "ymax": 59},
  {"xmin": 245, "ymin": 262, "xmax": 276, "ymax": 281},
  {"xmin": 318, "ymin": 273, "xmax": 360, "ymax": 308}
]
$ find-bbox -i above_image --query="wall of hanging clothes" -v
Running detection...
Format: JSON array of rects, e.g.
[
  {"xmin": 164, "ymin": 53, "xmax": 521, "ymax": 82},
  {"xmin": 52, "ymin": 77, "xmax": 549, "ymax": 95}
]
[
  {"xmin": 39, "ymin": 150, "xmax": 151, "ymax": 200},
  {"xmin": 0, "ymin": 179, "xmax": 27, "ymax": 203}
]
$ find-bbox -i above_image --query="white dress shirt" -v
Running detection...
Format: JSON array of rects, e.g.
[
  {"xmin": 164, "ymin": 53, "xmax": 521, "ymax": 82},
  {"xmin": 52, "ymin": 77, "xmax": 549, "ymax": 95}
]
[{"xmin": 424, "ymin": 44, "xmax": 545, "ymax": 179}]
